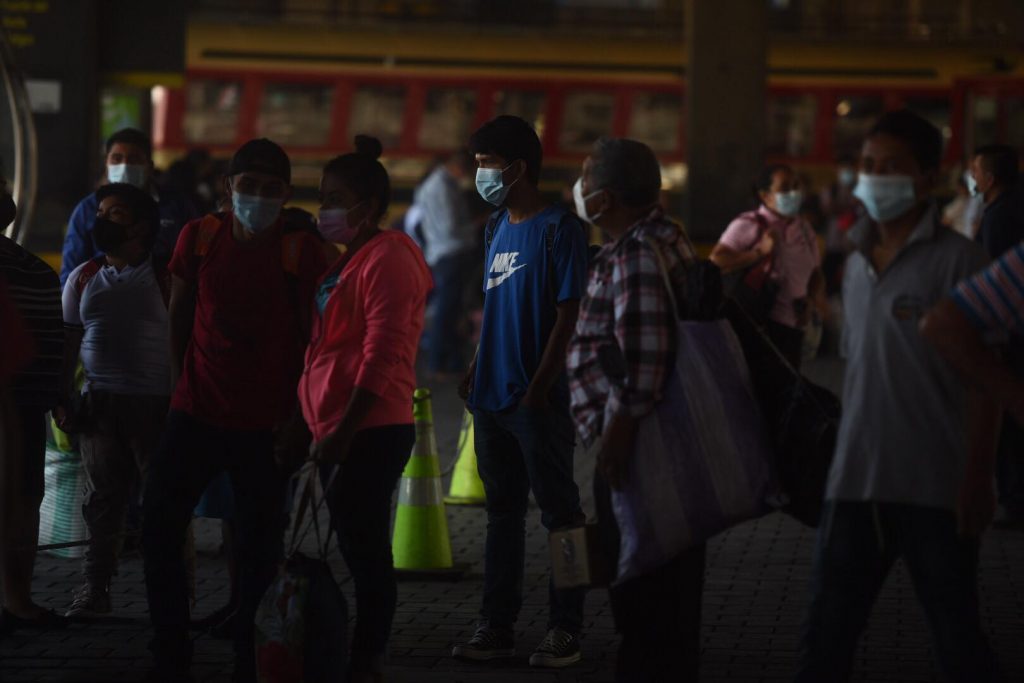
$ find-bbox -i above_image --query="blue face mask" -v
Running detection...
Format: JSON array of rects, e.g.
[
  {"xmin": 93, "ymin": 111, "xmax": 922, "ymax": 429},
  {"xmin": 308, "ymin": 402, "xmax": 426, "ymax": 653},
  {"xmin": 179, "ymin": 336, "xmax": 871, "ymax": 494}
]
[
  {"xmin": 232, "ymin": 191, "xmax": 282, "ymax": 233},
  {"xmin": 853, "ymin": 173, "xmax": 918, "ymax": 223},
  {"xmin": 773, "ymin": 190, "xmax": 803, "ymax": 218},
  {"xmin": 475, "ymin": 162, "xmax": 519, "ymax": 206}
]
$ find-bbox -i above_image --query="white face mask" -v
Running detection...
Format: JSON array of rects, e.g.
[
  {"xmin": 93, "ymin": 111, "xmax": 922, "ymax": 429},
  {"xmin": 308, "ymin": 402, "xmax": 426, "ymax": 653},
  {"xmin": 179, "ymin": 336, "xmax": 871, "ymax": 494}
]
[
  {"xmin": 965, "ymin": 169, "xmax": 980, "ymax": 197},
  {"xmin": 572, "ymin": 177, "xmax": 603, "ymax": 225},
  {"xmin": 853, "ymin": 173, "xmax": 918, "ymax": 223},
  {"xmin": 107, "ymin": 163, "xmax": 148, "ymax": 188}
]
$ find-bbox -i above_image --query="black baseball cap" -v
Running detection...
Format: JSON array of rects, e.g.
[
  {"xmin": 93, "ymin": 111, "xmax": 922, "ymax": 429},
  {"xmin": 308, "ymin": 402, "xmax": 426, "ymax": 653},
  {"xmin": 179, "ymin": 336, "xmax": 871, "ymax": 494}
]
[{"xmin": 228, "ymin": 138, "xmax": 291, "ymax": 183}]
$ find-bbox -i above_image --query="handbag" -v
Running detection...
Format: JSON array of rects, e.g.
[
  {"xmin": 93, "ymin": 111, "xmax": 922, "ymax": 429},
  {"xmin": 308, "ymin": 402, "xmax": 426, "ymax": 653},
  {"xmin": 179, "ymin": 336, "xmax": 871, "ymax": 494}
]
[
  {"xmin": 724, "ymin": 298, "xmax": 840, "ymax": 528},
  {"xmin": 255, "ymin": 463, "xmax": 348, "ymax": 683},
  {"xmin": 608, "ymin": 239, "xmax": 779, "ymax": 584}
]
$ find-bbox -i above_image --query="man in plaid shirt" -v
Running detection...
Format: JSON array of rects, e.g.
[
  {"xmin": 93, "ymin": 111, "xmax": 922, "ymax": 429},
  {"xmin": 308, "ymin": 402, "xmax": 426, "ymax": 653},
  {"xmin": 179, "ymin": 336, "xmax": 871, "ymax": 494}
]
[{"xmin": 566, "ymin": 138, "xmax": 705, "ymax": 682}]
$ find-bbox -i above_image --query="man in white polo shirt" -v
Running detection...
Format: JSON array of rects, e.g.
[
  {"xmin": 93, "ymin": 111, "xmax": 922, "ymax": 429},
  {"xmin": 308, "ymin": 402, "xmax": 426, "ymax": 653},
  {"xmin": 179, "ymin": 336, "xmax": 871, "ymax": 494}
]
[
  {"xmin": 795, "ymin": 110, "xmax": 999, "ymax": 682},
  {"xmin": 58, "ymin": 183, "xmax": 171, "ymax": 619}
]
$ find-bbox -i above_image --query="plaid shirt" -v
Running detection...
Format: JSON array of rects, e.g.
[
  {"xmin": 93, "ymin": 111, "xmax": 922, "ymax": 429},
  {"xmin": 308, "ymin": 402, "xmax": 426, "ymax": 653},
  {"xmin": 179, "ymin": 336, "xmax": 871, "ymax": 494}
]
[{"xmin": 567, "ymin": 208, "xmax": 696, "ymax": 448}]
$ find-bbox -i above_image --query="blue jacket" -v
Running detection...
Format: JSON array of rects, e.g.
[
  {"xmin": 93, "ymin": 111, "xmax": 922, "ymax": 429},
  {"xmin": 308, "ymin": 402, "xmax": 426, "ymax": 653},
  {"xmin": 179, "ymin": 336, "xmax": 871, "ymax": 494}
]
[{"xmin": 60, "ymin": 189, "xmax": 198, "ymax": 287}]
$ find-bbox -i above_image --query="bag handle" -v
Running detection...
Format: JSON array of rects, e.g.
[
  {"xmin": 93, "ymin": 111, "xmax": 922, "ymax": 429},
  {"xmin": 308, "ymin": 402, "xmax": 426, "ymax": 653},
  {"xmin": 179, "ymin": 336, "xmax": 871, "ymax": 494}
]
[
  {"xmin": 642, "ymin": 235, "xmax": 683, "ymax": 324},
  {"xmin": 287, "ymin": 461, "xmax": 342, "ymax": 560},
  {"xmin": 727, "ymin": 295, "xmax": 836, "ymax": 419}
]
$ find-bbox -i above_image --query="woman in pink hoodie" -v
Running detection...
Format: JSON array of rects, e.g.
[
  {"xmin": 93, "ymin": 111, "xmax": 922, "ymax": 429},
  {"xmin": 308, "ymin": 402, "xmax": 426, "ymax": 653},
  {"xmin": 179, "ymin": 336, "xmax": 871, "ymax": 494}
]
[{"xmin": 299, "ymin": 135, "xmax": 432, "ymax": 683}]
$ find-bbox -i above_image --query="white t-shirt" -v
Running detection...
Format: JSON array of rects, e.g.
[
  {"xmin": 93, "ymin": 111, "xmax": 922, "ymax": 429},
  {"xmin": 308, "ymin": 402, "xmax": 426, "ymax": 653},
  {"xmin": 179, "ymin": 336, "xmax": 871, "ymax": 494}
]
[{"xmin": 62, "ymin": 257, "xmax": 171, "ymax": 396}]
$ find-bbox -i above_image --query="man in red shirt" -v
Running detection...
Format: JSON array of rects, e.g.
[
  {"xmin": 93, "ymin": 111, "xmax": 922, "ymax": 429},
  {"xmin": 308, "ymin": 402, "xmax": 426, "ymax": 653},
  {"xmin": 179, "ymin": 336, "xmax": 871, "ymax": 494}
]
[{"xmin": 141, "ymin": 139, "xmax": 326, "ymax": 683}]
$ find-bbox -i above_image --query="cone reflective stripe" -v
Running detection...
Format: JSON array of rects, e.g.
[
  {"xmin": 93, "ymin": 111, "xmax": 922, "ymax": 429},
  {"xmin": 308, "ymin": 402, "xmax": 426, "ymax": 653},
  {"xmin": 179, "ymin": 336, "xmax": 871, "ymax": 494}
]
[
  {"xmin": 444, "ymin": 410, "xmax": 486, "ymax": 505},
  {"xmin": 392, "ymin": 388, "xmax": 454, "ymax": 571}
]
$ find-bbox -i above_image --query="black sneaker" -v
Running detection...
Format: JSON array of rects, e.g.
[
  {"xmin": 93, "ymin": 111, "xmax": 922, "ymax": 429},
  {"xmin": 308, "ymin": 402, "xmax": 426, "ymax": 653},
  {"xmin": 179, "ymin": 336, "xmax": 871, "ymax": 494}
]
[
  {"xmin": 529, "ymin": 627, "xmax": 581, "ymax": 668},
  {"xmin": 451, "ymin": 623, "xmax": 516, "ymax": 661}
]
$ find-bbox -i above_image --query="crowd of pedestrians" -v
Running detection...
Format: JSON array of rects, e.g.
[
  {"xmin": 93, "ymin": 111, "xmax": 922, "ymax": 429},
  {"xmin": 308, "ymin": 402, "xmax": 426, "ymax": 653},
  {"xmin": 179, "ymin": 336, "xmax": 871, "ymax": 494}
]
[{"xmin": 0, "ymin": 106, "xmax": 1021, "ymax": 683}]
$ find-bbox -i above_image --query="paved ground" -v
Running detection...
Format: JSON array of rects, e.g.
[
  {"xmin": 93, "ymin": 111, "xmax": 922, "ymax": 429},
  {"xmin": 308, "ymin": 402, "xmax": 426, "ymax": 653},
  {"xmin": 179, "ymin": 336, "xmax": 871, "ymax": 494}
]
[{"xmin": 2, "ymin": 359, "xmax": 1023, "ymax": 682}]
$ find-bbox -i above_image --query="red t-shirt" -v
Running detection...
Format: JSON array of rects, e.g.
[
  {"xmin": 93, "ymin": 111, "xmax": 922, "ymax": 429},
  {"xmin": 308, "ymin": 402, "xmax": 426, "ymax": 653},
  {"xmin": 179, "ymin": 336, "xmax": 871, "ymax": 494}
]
[{"xmin": 169, "ymin": 213, "xmax": 327, "ymax": 430}]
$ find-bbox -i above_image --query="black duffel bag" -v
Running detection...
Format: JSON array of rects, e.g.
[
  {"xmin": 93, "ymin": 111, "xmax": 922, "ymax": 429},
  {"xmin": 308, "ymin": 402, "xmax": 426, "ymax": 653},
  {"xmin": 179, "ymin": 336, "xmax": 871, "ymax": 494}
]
[{"xmin": 724, "ymin": 299, "xmax": 840, "ymax": 527}]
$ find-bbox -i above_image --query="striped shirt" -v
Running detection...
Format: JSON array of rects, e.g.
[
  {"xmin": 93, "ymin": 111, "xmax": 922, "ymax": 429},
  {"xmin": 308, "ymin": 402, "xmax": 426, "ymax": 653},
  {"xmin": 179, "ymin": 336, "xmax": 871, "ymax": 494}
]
[
  {"xmin": 952, "ymin": 241, "xmax": 1024, "ymax": 335},
  {"xmin": 0, "ymin": 236, "xmax": 63, "ymax": 407}
]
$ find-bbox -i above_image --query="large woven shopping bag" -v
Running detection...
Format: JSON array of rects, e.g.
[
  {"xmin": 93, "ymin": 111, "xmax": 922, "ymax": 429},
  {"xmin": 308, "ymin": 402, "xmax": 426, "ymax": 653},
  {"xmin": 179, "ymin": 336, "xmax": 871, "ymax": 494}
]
[
  {"xmin": 37, "ymin": 444, "xmax": 88, "ymax": 559},
  {"xmin": 255, "ymin": 463, "xmax": 348, "ymax": 683},
  {"xmin": 610, "ymin": 239, "xmax": 779, "ymax": 583}
]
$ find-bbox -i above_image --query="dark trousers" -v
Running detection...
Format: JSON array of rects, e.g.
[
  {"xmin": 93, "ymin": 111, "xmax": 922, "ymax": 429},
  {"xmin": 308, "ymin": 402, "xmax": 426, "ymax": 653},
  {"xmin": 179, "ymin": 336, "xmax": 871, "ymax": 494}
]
[
  {"xmin": 320, "ymin": 424, "xmax": 414, "ymax": 673},
  {"xmin": 142, "ymin": 410, "xmax": 287, "ymax": 681},
  {"xmin": 996, "ymin": 417, "xmax": 1024, "ymax": 518},
  {"xmin": 594, "ymin": 470, "xmax": 705, "ymax": 682},
  {"xmin": 79, "ymin": 392, "xmax": 168, "ymax": 588},
  {"xmin": 473, "ymin": 404, "xmax": 585, "ymax": 633},
  {"xmin": 427, "ymin": 251, "xmax": 470, "ymax": 374},
  {"xmin": 795, "ymin": 501, "xmax": 999, "ymax": 683}
]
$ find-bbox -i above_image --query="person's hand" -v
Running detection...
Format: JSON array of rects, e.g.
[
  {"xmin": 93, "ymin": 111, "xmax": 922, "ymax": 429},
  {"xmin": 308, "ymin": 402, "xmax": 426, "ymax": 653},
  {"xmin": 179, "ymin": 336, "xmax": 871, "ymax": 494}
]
[
  {"xmin": 957, "ymin": 472, "xmax": 996, "ymax": 537},
  {"xmin": 53, "ymin": 403, "xmax": 70, "ymax": 432},
  {"xmin": 308, "ymin": 425, "xmax": 355, "ymax": 466},
  {"xmin": 597, "ymin": 415, "xmax": 638, "ymax": 490},
  {"xmin": 754, "ymin": 230, "xmax": 777, "ymax": 258}
]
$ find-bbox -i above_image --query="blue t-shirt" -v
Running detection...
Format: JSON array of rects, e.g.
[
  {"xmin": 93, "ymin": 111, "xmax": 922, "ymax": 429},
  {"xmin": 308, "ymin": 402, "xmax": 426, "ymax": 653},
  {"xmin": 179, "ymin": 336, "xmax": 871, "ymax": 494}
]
[{"xmin": 469, "ymin": 205, "xmax": 589, "ymax": 413}]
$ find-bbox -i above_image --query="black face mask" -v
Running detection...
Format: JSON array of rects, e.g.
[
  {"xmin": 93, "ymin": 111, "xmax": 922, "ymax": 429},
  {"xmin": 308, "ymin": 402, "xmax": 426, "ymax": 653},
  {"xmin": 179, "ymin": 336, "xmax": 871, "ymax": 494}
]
[
  {"xmin": 93, "ymin": 217, "xmax": 132, "ymax": 253},
  {"xmin": 0, "ymin": 193, "xmax": 16, "ymax": 229}
]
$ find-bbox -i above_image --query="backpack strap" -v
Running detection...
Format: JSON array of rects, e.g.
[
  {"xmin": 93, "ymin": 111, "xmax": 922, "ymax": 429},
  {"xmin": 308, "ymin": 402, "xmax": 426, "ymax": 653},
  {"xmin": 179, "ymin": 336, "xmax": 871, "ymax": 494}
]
[
  {"xmin": 193, "ymin": 213, "xmax": 224, "ymax": 257},
  {"xmin": 543, "ymin": 211, "xmax": 586, "ymax": 308},
  {"xmin": 73, "ymin": 256, "xmax": 107, "ymax": 298},
  {"xmin": 483, "ymin": 209, "xmax": 507, "ymax": 254}
]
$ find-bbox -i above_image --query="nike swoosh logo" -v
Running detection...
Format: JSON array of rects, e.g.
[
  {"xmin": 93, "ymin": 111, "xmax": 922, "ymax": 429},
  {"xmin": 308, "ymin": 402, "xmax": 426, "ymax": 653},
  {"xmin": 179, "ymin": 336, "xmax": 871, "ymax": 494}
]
[{"xmin": 486, "ymin": 263, "xmax": 528, "ymax": 290}]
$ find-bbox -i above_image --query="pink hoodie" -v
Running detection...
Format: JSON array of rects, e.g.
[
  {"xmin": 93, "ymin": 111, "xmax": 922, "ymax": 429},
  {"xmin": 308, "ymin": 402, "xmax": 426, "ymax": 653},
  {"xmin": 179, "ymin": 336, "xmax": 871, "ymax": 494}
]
[{"xmin": 299, "ymin": 230, "xmax": 433, "ymax": 441}]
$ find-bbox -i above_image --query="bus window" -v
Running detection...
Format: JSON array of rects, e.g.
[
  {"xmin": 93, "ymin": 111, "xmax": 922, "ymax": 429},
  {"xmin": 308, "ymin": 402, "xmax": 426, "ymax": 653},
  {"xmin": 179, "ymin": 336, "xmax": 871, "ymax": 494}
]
[
  {"xmin": 183, "ymin": 79, "xmax": 241, "ymax": 145},
  {"xmin": 494, "ymin": 90, "xmax": 547, "ymax": 139},
  {"xmin": 833, "ymin": 95, "xmax": 884, "ymax": 159},
  {"xmin": 560, "ymin": 91, "xmax": 615, "ymax": 153},
  {"xmin": 258, "ymin": 83, "xmax": 334, "ymax": 147},
  {"xmin": 349, "ymin": 85, "xmax": 406, "ymax": 149},
  {"xmin": 970, "ymin": 95, "xmax": 998, "ymax": 151},
  {"xmin": 419, "ymin": 88, "xmax": 477, "ymax": 150},
  {"xmin": 905, "ymin": 96, "xmax": 951, "ymax": 154},
  {"xmin": 766, "ymin": 94, "xmax": 817, "ymax": 158},
  {"xmin": 629, "ymin": 93, "xmax": 682, "ymax": 153}
]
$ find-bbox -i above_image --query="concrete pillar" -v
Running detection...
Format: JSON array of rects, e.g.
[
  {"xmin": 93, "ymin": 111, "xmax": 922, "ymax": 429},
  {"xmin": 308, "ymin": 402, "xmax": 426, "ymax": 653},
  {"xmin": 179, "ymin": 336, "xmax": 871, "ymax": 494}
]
[{"xmin": 684, "ymin": 0, "xmax": 767, "ymax": 241}]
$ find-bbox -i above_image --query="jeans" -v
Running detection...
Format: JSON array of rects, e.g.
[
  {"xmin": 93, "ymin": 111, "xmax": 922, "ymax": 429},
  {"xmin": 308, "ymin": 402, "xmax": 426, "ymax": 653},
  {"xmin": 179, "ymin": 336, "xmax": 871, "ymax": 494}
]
[
  {"xmin": 320, "ymin": 424, "xmax": 414, "ymax": 673},
  {"xmin": 594, "ymin": 469, "xmax": 705, "ymax": 682},
  {"xmin": 795, "ymin": 501, "xmax": 999, "ymax": 683},
  {"xmin": 427, "ymin": 251, "xmax": 471, "ymax": 374},
  {"xmin": 142, "ymin": 410, "xmax": 287, "ymax": 681},
  {"xmin": 79, "ymin": 392, "xmax": 168, "ymax": 588},
  {"xmin": 473, "ymin": 403, "xmax": 585, "ymax": 633}
]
